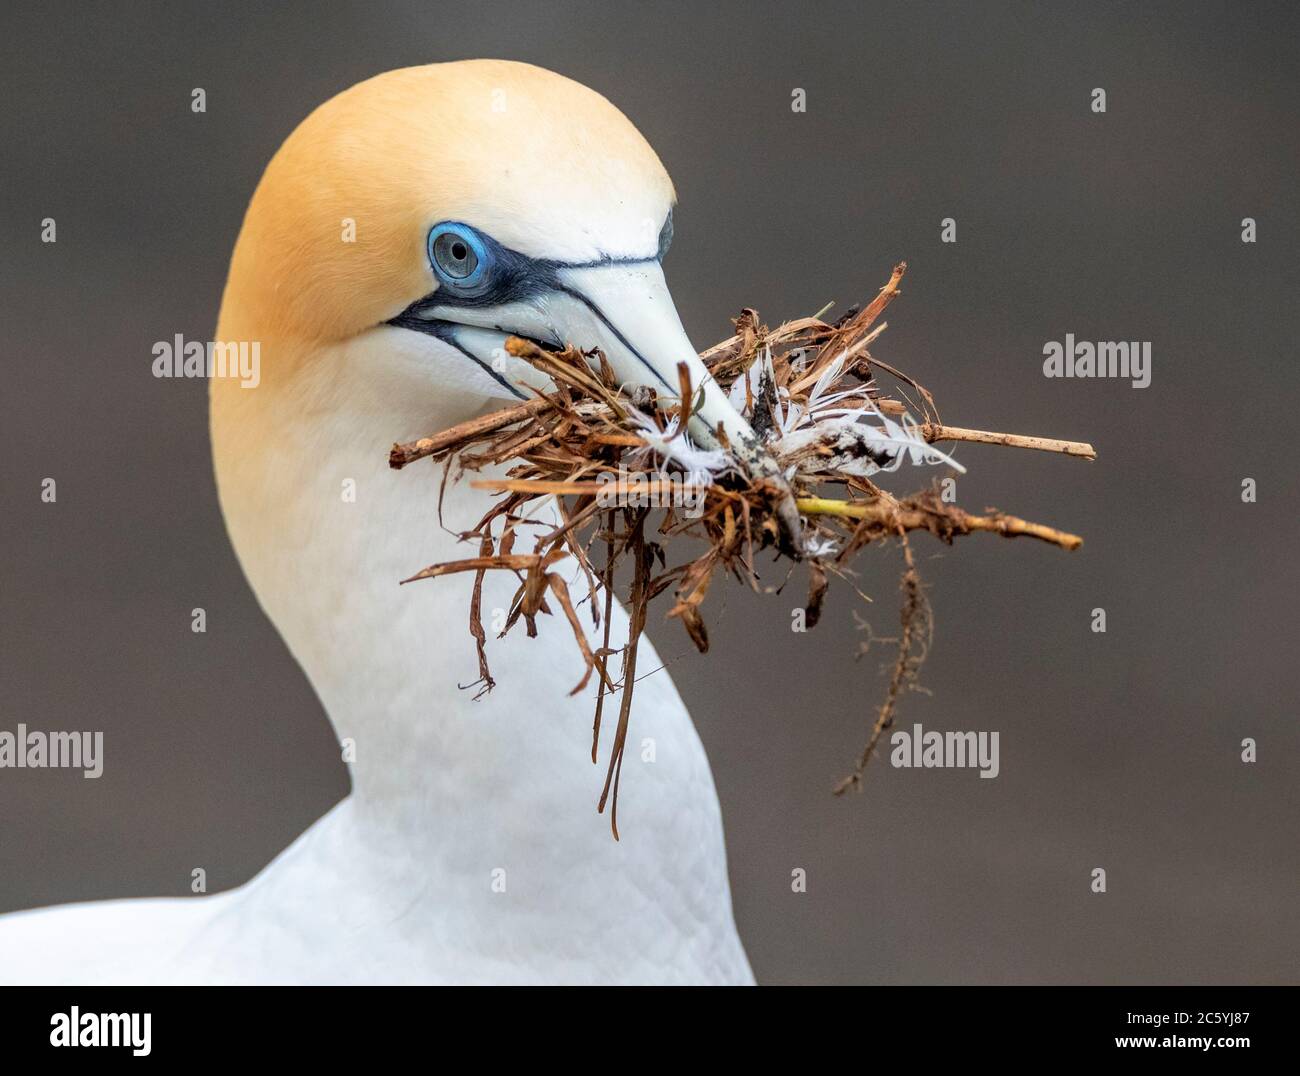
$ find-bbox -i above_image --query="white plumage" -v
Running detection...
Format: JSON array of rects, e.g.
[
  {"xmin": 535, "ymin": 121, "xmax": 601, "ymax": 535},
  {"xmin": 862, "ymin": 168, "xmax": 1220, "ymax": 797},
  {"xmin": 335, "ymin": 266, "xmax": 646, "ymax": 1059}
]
[{"xmin": 0, "ymin": 61, "xmax": 754, "ymax": 985}]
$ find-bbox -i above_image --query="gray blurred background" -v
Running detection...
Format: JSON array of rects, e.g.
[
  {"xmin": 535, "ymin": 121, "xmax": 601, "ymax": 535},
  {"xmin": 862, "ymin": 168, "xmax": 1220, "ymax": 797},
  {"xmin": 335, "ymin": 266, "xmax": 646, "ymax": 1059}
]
[{"xmin": 1, "ymin": 1, "xmax": 1296, "ymax": 983}]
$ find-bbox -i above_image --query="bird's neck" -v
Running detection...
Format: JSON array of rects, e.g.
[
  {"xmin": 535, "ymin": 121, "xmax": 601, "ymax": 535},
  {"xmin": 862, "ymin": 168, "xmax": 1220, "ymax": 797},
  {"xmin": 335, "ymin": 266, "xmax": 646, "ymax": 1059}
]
[
  {"xmin": 211, "ymin": 337, "xmax": 512, "ymax": 812},
  {"xmin": 208, "ymin": 333, "xmax": 694, "ymax": 845},
  {"xmin": 208, "ymin": 334, "xmax": 752, "ymax": 983}
]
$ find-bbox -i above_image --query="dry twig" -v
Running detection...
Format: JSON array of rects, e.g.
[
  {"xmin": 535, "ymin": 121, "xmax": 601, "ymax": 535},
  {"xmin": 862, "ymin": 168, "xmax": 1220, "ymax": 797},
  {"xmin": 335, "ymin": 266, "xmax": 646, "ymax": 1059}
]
[{"xmin": 388, "ymin": 263, "xmax": 1092, "ymax": 833}]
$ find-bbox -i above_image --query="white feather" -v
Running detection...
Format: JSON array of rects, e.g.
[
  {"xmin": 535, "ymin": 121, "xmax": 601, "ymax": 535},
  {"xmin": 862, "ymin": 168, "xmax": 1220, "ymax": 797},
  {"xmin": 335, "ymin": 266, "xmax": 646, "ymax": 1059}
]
[
  {"xmin": 776, "ymin": 399, "xmax": 966, "ymax": 477},
  {"xmin": 627, "ymin": 410, "xmax": 730, "ymax": 478}
]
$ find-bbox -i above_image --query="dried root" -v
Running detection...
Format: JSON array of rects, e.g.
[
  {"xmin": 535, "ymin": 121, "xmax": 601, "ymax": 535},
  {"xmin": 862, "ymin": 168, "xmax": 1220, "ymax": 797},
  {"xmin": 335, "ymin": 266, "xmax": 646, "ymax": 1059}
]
[{"xmin": 389, "ymin": 263, "xmax": 1093, "ymax": 833}]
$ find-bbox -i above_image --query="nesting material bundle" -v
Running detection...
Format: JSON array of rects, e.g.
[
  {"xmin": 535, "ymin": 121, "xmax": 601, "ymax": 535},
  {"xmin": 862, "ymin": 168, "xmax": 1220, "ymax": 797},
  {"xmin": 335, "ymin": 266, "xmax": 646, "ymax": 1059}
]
[{"xmin": 389, "ymin": 263, "xmax": 1094, "ymax": 832}]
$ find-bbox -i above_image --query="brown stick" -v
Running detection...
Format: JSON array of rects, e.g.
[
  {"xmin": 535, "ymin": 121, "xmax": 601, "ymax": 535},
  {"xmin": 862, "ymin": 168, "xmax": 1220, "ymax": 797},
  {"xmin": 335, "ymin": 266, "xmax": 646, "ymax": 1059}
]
[
  {"xmin": 545, "ymin": 572, "xmax": 605, "ymax": 696},
  {"xmin": 699, "ymin": 314, "xmax": 831, "ymax": 362},
  {"xmin": 855, "ymin": 262, "xmax": 907, "ymax": 331},
  {"xmin": 919, "ymin": 423, "xmax": 1096, "ymax": 460},
  {"xmin": 598, "ymin": 510, "xmax": 652, "ymax": 840},
  {"xmin": 796, "ymin": 497, "xmax": 1083, "ymax": 551},
  {"xmin": 471, "ymin": 478, "xmax": 705, "ymax": 498},
  {"xmin": 399, "ymin": 554, "xmax": 541, "ymax": 584},
  {"xmin": 389, "ymin": 398, "xmax": 555, "ymax": 469}
]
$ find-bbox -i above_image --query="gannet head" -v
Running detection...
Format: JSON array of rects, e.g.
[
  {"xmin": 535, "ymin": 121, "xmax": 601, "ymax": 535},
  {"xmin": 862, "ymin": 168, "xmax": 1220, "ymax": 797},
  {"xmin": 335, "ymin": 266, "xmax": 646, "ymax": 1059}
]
[{"xmin": 217, "ymin": 59, "xmax": 779, "ymax": 480}]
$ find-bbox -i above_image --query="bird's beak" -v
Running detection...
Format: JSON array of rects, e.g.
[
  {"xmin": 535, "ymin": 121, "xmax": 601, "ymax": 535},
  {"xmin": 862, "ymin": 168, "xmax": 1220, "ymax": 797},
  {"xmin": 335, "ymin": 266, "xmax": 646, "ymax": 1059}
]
[
  {"xmin": 393, "ymin": 261, "xmax": 802, "ymax": 547},
  {"xmin": 547, "ymin": 263, "xmax": 763, "ymax": 458}
]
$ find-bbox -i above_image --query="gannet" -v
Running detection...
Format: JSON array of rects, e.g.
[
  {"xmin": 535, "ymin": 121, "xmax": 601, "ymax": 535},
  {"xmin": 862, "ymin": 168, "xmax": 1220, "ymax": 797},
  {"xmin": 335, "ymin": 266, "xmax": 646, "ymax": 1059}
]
[{"xmin": 0, "ymin": 61, "xmax": 767, "ymax": 984}]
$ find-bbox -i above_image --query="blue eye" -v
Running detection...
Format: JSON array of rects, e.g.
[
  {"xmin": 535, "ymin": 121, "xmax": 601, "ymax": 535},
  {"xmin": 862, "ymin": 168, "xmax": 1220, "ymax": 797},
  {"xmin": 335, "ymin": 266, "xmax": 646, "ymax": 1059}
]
[{"xmin": 428, "ymin": 222, "xmax": 489, "ymax": 291}]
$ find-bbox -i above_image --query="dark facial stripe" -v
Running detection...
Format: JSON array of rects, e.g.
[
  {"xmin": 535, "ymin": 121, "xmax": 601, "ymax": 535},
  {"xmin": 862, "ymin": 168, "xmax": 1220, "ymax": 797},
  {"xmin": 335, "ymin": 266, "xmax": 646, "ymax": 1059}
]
[{"xmin": 388, "ymin": 314, "xmax": 527, "ymax": 400}]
